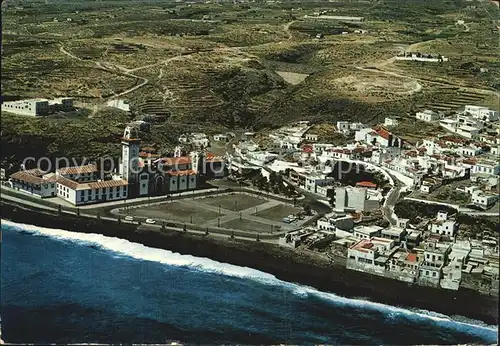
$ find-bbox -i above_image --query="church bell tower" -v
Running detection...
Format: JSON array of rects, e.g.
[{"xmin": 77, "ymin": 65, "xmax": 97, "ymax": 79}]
[{"xmin": 121, "ymin": 125, "xmax": 141, "ymax": 184}]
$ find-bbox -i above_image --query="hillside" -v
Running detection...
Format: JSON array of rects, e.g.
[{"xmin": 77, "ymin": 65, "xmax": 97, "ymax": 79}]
[{"xmin": 1, "ymin": 0, "xmax": 498, "ymax": 165}]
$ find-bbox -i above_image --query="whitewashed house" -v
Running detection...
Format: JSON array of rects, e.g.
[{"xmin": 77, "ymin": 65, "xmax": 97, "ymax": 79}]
[
  {"xmin": 429, "ymin": 212, "xmax": 458, "ymax": 237},
  {"xmin": 384, "ymin": 117, "xmax": 399, "ymax": 127},
  {"xmin": 10, "ymin": 169, "xmax": 57, "ymax": 197},
  {"xmin": 416, "ymin": 110, "xmax": 440, "ymax": 122},
  {"xmin": 471, "ymin": 190, "xmax": 498, "ymax": 210},
  {"xmin": 464, "ymin": 105, "xmax": 499, "ymax": 122},
  {"xmin": 57, "ymin": 176, "xmax": 129, "ymax": 206}
]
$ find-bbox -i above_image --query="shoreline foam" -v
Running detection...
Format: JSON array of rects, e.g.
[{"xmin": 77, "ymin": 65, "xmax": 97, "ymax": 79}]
[{"xmin": 1, "ymin": 201, "xmax": 498, "ymax": 326}]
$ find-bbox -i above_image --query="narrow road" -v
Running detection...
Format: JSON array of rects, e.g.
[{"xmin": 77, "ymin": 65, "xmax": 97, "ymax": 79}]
[
  {"xmin": 283, "ymin": 20, "xmax": 297, "ymax": 40},
  {"xmin": 382, "ymin": 183, "xmax": 403, "ymax": 226},
  {"xmin": 0, "ymin": 189, "xmax": 277, "ymax": 243}
]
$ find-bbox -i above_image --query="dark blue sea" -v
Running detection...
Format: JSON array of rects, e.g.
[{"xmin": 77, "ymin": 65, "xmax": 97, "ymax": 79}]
[{"xmin": 1, "ymin": 220, "xmax": 498, "ymax": 344}]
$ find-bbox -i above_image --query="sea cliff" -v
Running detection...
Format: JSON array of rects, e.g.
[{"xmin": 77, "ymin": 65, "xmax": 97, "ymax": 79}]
[{"xmin": 1, "ymin": 200, "xmax": 498, "ymax": 325}]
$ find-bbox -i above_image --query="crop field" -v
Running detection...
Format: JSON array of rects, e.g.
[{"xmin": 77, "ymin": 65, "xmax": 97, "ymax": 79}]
[{"xmin": 2, "ymin": 0, "xmax": 499, "ymax": 167}]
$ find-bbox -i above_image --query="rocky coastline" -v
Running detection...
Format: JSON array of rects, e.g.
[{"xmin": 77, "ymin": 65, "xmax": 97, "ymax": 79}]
[{"xmin": 1, "ymin": 200, "xmax": 498, "ymax": 325}]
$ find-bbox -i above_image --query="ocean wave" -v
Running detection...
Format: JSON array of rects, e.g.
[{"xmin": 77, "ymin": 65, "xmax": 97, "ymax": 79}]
[{"xmin": 2, "ymin": 219, "xmax": 498, "ymax": 338}]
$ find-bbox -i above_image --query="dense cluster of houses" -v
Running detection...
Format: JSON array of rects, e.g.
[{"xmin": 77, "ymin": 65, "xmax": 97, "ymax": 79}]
[
  {"xmin": 228, "ymin": 104, "xmax": 498, "ymax": 212},
  {"xmin": 231, "ymin": 104, "xmax": 498, "ymax": 294},
  {"xmin": 280, "ymin": 210, "xmax": 498, "ymax": 295}
]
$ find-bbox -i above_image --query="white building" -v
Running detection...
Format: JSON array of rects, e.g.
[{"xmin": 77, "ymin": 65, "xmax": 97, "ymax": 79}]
[
  {"xmin": 317, "ymin": 212, "xmax": 354, "ymax": 236},
  {"xmin": 456, "ymin": 125, "xmax": 479, "ymax": 139},
  {"xmin": 57, "ymin": 176, "xmax": 128, "ymax": 205},
  {"xmin": 334, "ymin": 186, "xmax": 380, "ymax": 213},
  {"xmin": 353, "ymin": 225, "xmax": 383, "ymax": 240},
  {"xmin": 56, "ymin": 164, "xmax": 98, "ymax": 182},
  {"xmin": 416, "ymin": 110, "xmax": 440, "ymax": 122},
  {"xmin": 156, "ymin": 156, "xmax": 198, "ymax": 193},
  {"xmin": 464, "ymin": 105, "xmax": 499, "ymax": 122},
  {"xmin": 347, "ymin": 237, "xmax": 395, "ymax": 273},
  {"xmin": 364, "ymin": 127, "xmax": 403, "ymax": 148},
  {"xmin": 304, "ymin": 133, "xmax": 318, "ymax": 142},
  {"xmin": 471, "ymin": 190, "xmax": 498, "ymax": 210},
  {"xmin": 419, "ymin": 241, "xmax": 451, "ymax": 287},
  {"xmin": 350, "ymin": 122, "xmax": 365, "ymax": 131},
  {"xmin": 429, "ymin": 211, "xmax": 458, "ymax": 237},
  {"xmin": 2, "ymin": 99, "xmax": 50, "ymax": 116},
  {"xmin": 384, "ymin": 117, "xmax": 399, "ymax": 127},
  {"xmin": 472, "ymin": 159, "xmax": 500, "ymax": 176},
  {"xmin": 304, "ymin": 173, "xmax": 334, "ymax": 194},
  {"xmin": 10, "ymin": 169, "xmax": 57, "ymax": 197},
  {"xmin": 337, "ymin": 121, "xmax": 350, "ymax": 132},
  {"xmin": 459, "ymin": 145, "xmax": 483, "ymax": 157},
  {"xmin": 120, "ymin": 126, "xmax": 141, "ymax": 185},
  {"xmin": 441, "ymin": 240, "xmax": 471, "ymax": 290},
  {"xmin": 214, "ymin": 134, "xmax": 229, "ymax": 142},
  {"xmin": 2, "ymin": 97, "xmax": 73, "ymax": 116},
  {"xmin": 440, "ymin": 118, "xmax": 458, "ymax": 132},
  {"xmin": 457, "ymin": 114, "xmax": 483, "ymax": 130}
]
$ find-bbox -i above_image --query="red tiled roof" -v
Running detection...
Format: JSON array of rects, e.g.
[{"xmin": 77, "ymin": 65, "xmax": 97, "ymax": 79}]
[
  {"xmin": 57, "ymin": 164, "xmax": 97, "ymax": 175},
  {"xmin": 166, "ymin": 169, "xmax": 197, "ymax": 176},
  {"xmin": 87, "ymin": 180, "xmax": 128, "ymax": 189},
  {"xmin": 374, "ymin": 127, "xmax": 391, "ymax": 140},
  {"xmin": 11, "ymin": 171, "xmax": 44, "ymax": 185},
  {"xmin": 159, "ymin": 157, "xmax": 192, "ymax": 165},
  {"xmin": 56, "ymin": 176, "xmax": 80, "ymax": 190},
  {"xmin": 405, "ymin": 150, "xmax": 418, "ymax": 157},
  {"xmin": 356, "ymin": 181, "xmax": 377, "ymax": 188},
  {"xmin": 57, "ymin": 176, "xmax": 128, "ymax": 190},
  {"xmin": 139, "ymin": 151, "xmax": 160, "ymax": 158},
  {"xmin": 462, "ymin": 158, "xmax": 477, "ymax": 165},
  {"xmin": 406, "ymin": 253, "xmax": 417, "ymax": 262},
  {"xmin": 302, "ymin": 144, "xmax": 314, "ymax": 153},
  {"xmin": 206, "ymin": 152, "xmax": 224, "ymax": 162}
]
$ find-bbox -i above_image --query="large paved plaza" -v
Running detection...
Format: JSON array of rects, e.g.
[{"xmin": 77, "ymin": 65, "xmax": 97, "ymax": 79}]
[{"xmin": 120, "ymin": 193, "xmax": 307, "ymax": 233}]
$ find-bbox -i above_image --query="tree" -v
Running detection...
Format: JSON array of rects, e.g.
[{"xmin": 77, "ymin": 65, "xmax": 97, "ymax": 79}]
[
  {"xmin": 269, "ymin": 171, "xmax": 278, "ymax": 187},
  {"xmin": 275, "ymin": 174, "xmax": 284, "ymax": 193},
  {"xmin": 283, "ymin": 184, "xmax": 296, "ymax": 198},
  {"xmin": 303, "ymin": 204, "xmax": 312, "ymax": 215}
]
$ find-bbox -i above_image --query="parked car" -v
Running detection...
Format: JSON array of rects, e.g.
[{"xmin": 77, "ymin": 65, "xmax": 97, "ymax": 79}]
[
  {"xmin": 124, "ymin": 216, "xmax": 134, "ymax": 221},
  {"xmin": 145, "ymin": 218, "xmax": 156, "ymax": 224}
]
